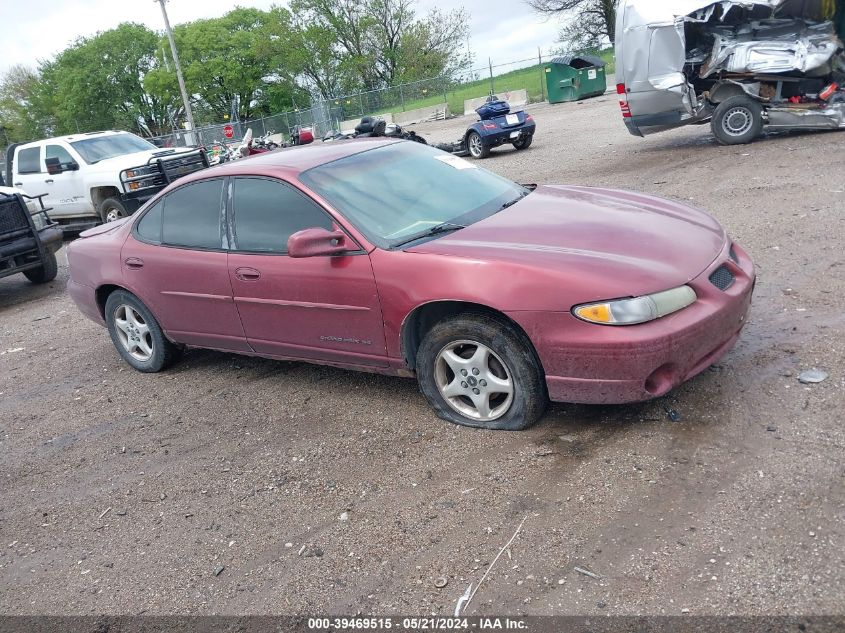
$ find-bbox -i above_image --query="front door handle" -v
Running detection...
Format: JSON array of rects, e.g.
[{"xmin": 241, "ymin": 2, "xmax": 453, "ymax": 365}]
[
  {"xmin": 124, "ymin": 257, "xmax": 144, "ymax": 270},
  {"xmin": 13, "ymin": 182, "xmax": 23, "ymax": 187},
  {"xmin": 45, "ymin": 179, "xmax": 54, "ymax": 184},
  {"xmin": 235, "ymin": 267, "xmax": 260, "ymax": 281}
]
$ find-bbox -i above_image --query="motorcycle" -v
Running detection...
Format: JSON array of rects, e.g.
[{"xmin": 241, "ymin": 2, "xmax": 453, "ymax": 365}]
[
  {"xmin": 434, "ymin": 94, "xmax": 536, "ymax": 159},
  {"xmin": 321, "ymin": 117, "xmax": 428, "ymax": 144}
]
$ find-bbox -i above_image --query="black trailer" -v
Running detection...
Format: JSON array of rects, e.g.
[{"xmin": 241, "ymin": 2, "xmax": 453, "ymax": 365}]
[{"xmin": 0, "ymin": 191, "xmax": 63, "ymax": 284}]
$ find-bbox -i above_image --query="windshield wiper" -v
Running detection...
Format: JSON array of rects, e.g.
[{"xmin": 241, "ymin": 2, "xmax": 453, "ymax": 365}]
[
  {"xmin": 499, "ymin": 190, "xmax": 530, "ymax": 211},
  {"xmin": 393, "ymin": 222, "xmax": 466, "ymax": 248}
]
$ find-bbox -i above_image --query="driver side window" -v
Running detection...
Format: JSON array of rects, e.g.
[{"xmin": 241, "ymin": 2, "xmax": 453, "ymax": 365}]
[{"xmin": 231, "ymin": 177, "xmax": 333, "ymax": 253}]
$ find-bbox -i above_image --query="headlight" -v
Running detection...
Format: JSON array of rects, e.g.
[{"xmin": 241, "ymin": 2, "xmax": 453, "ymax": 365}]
[
  {"xmin": 573, "ymin": 285, "xmax": 697, "ymax": 326},
  {"xmin": 31, "ymin": 212, "xmax": 46, "ymax": 230}
]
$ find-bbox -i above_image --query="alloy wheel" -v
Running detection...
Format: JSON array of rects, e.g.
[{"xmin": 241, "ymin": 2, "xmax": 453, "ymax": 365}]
[
  {"xmin": 468, "ymin": 134, "xmax": 483, "ymax": 158},
  {"xmin": 434, "ymin": 340, "xmax": 514, "ymax": 422},
  {"xmin": 113, "ymin": 304, "xmax": 154, "ymax": 362}
]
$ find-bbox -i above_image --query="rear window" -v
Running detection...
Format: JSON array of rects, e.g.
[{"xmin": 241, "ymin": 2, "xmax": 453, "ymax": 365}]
[
  {"xmin": 17, "ymin": 147, "xmax": 41, "ymax": 174},
  {"xmin": 161, "ymin": 179, "xmax": 224, "ymax": 250}
]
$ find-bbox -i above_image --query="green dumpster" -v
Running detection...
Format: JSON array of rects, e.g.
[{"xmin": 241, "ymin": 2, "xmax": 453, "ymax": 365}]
[{"xmin": 544, "ymin": 54, "xmax": 608, "ymax": 103}]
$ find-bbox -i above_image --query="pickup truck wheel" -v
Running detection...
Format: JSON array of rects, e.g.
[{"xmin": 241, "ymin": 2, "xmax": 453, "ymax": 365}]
[
  {"xmin": 467, "ymin": 132, "xmax": 490, "ymax": 159},
  {"xmin": 513, "ymin": 134, "xmax": 533, "ymax": 150},
  {"xmin": 99, "ymin": 197, "xmax": 128, "ymax": 223},
  {"xmin": 23, "ymin": 251, "xmax": 58, "ymax": 284},
  {"xmin": 416, "ymin": 313, "xmax": 548, "ymax": 431},
  {"xmin": 105, "ymin": 290, "xmax": 181, "ymax": 373},
  {"xmin": 712, "ymin": 96, "xmax": 763, "ymax": 145}
]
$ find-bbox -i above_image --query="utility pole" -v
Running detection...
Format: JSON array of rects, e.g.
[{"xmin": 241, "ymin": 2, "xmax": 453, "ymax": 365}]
[{"xmin": 155, "ymin": 0, "xmax": 196, "ymax": 135}]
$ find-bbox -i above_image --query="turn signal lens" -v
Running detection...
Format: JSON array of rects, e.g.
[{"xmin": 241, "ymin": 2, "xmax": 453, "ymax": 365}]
[
  {"xmin": 573, "ymin": 286, "xmax": 697, "ymax": 326},
  {"xmin": 574, "ymin": 304, "xmax": 612, "ymax": 323}
]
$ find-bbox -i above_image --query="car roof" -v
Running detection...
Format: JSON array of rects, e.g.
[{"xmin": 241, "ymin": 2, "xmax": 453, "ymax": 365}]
[
  {"xmin": 191, "ymin": 137, "xmax": 403, "ymax": 181},
  {"xmin": 17, "ymin": 130, "xmax": 131, "ymax": 148}
]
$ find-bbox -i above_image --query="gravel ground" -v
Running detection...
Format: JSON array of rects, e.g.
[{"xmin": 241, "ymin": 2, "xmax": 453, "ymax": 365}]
[{"xmin": 1, "ymin": 96, "xmax": 843, "ymax": 617}]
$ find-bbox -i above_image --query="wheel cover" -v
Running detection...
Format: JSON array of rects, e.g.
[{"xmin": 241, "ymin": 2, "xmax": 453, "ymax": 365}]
[
  {"xmin": 434, "ymin": 340, "xmax": 514, "ymax": 422},
  {"xmin": 113, "ymin": 304, "xmax": 154, "ymax": 362},
  {"xmin": 723, "ymin": 107, "xmax": 753, "ymax": 137},
  {"xmin": 469, "ymin": 134, "xmax": 482, "ymax": 157}
]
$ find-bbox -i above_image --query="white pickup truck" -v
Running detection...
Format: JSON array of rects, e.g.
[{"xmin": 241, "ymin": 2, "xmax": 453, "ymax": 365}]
[{"xmin": 4, "ymin": 131, "xmax": 208, "ymax": 230}]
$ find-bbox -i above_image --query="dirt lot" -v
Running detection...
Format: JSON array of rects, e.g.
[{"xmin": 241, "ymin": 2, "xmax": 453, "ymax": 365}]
[{"xmin": 1, "ymin": 96, "xmax": 844, "ymax": 617}]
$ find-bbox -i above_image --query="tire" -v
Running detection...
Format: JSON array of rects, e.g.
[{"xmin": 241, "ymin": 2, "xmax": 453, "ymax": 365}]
[
  {"xmin": 98, "ymin": 197, "xmax": 129, "ymax": 223},
  {"xmin": 711, "ymin": 96, "xmax": 763, "ymax": 145},
  {"xmin": 467, "ymin": 131, "xmax": 490, "ymax": 159},
  {"xmin": 104, "ymin": 289, "xmax": 181, "ymax": 373},
  {"xmin": 23, "ymin": 251, "xmax": 58, "ymax": 284},
  {"xmin": 513, "ymin": 134, "xmax": 533, "ymax": 150},
  {"xmin": 416, "ymin": 313, "xmax": 548, "ymax": 431}
]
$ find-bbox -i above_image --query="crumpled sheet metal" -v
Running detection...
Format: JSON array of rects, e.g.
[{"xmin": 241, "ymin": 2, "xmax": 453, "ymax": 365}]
[{"xmin": 700, "ymin": 20, "xmax": 842, "ymax": 77}]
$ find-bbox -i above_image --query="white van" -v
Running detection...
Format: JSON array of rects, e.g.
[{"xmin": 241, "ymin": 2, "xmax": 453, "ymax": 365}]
[{"xmin": 615, "ymin": 0, "xmax": 845, "ymax": 144}]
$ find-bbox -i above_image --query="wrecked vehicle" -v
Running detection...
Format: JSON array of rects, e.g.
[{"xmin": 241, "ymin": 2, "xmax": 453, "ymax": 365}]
[
  {"xmin": 616, "ymin": 0, "xmax": 845, "ymax": 144},
  {"xmin": 435, "ymin": 96, "xmax": 536, "ymax": 158}
]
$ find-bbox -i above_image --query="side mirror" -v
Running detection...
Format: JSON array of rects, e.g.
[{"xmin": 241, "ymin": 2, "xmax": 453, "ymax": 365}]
[
  {"xmin": 45, "ymin": 157, "xmax": 79, "ymax": 175},
  {"xmin": 45, "ymin": 157, "xmax": 62, "ymax": 175},
  {"xmin": 288, "ymin": 227, "xmax": 350, "ymax": 258}
]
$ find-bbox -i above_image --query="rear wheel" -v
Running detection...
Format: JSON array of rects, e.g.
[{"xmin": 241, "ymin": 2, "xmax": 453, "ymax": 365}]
[
  {"xmin": 98, "ymin": 197, "xmax": 128, "ymax": 223},
  {"xmin": 23, "ymin": 251, "xmax": 58, "ymax": 284},
  {"xmin": 416, "ymin": 313, "xmax": 547, "ymax": 430},
  {"xmin": 711, "ymin": 96, "xmax": 763, "ymax": 145},
  {"xmin": 105, "ymin": 290, "xmax": 181, "ymax": 373},
  {"xmin": 513, "ymin": 134, "xmax": 533, "ymax": 150},
  {"xmin": 467, "ymin": 132, "xmax": 490, "ymax": 159}
]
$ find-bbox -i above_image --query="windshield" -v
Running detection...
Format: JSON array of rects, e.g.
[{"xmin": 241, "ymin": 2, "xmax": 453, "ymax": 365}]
[
  {"xmin": 299, "ymin": 142, "xmax": 527, "ymax": 249},
  {"xmin": 70, "ymin": 134, "xmax": 157, "ymax": 164}
]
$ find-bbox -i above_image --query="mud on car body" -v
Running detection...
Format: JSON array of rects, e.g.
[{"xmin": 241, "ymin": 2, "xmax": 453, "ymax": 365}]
[{"xmin": 616, "ymin": 0, "xmax": 845, "ymax": 144}]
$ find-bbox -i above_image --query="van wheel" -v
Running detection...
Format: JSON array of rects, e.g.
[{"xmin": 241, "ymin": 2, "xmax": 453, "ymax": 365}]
[
  {"xmin": 24, "ymin": 251, "xmax": 58, "ymax": 284},
  {"xmin": 99, "ymin": 197, "xmax": 128, "ymax": 223},
  {"xmin": 712, "ymin": 96, "xmax": 763, "ymax": 145}
]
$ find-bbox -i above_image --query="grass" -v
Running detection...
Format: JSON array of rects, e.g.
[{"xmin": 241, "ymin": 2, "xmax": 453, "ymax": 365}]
[{"xmin": 373, "ymin": 48, "xmax": 616, "ymax": 116}]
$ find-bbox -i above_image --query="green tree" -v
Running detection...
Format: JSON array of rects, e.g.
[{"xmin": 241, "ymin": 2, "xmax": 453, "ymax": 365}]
[
  {"xmin": 44, "ymin": 23, "xmax": 174, "ymax": 136},
  {"xmin": 0, "ymin": 65, "xmax": 51, "ymax": 143},
  {"xmin": 528, "ymin": 0, "xmax": 618, "ymax": 47}
]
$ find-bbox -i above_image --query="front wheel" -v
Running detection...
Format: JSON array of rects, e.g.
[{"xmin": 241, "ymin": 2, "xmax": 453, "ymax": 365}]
[
  {"xmin": 416, "ymin": 313, "xmax": 548, "ymax": 430},
  {"xmin": 98, "ymin": 197, "xmax": 129, "ymax": 223},
  {"xmin": 467, "ymin": 132, "xmax": 490, "ymax": 159},
  {"xmin": 24, "ymin": 251, "xmax": 58, "ymax": 284},
  {"xmin": 105, "ymin": 290, "xmax": 181, "ymax": 373},
  {"xmin": 711, "ymin": 96, "xmax": 763, "ymax": 145},
  {"xmin": 513, "ymin": 134, "xmax": 533, "ymax": 150}
]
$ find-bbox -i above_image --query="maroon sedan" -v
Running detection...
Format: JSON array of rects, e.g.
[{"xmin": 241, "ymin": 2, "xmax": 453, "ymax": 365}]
[{"xmin": 67, "ymin": 139, "xmax": 754, "ymax": 430}]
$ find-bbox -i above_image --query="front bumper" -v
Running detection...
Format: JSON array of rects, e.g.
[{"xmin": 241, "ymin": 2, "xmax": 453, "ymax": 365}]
[{"xmin": 508, "ymin": 241, "xmax": 755, "ymax": 405}]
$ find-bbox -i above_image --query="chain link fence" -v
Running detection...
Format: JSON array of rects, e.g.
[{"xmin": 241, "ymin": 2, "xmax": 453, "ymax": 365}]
[{"xmin": 149, "ymin": 48, "xmax": 613, "ymax": 148}]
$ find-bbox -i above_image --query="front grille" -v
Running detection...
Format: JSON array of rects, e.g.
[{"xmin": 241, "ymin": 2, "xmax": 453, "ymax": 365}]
[
  {"xmin": 0, "ymin": 195, "xmax": 30, "ymax": 236},
  {"xmin": 709, "ymin": 265, "xmax": 735, "ymax": 291}
]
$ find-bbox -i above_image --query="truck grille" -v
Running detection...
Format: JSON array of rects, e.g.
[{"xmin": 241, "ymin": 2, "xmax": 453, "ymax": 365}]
[
  {"xmin": 709, "ymin": 265, "xmax": 735, "ymax": 291},
  {"xmin": 0, "ymin": 194, "xmax": 29, "ymax": 236}
]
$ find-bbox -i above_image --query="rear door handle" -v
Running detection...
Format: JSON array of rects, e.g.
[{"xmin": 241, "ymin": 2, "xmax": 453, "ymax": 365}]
[
  {"xmin": 235, "ymin": 267, "xmax": 260, "ymax": 281},
  {"xmin": 45, "ymin": 179, "xmax": 54, "ymax": 184},
  {"xmin": 13, "ymin": 182, "xmax": 23, "ymax": 187},
  {"xmin": 124, "ymin": 257, "xmax": 144, "ymax": 270}
]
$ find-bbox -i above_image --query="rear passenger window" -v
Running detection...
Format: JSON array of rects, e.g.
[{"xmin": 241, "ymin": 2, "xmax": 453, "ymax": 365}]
[
  {"xmin": 17, "ymin": 147, "xmax": 41, "ymax": 174},
  {"xmin": 161, "ymin": 179, "xmax": 224, "ymax": 249},
  {"xmin": 232, "ymin": 178, "xmax": 333, "ymax": 253},
  {"xmin": 136, "ymin": 201, "xmax": 162, "ymax": 243}
]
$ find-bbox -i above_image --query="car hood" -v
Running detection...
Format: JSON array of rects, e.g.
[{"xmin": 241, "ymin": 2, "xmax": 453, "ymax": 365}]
[
  {"xmin": 409, "ymin": 185, "xmax": 727, "ymax": 299},
  {"xmin": 85, "ymin": 147, "xmax": 196, "ymax": 173}
]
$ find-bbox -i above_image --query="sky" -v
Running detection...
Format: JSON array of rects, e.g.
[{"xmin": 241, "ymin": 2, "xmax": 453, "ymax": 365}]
[{"xmin": 2, "ymin": 0, "xmax": 565, "ymax": 77}]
